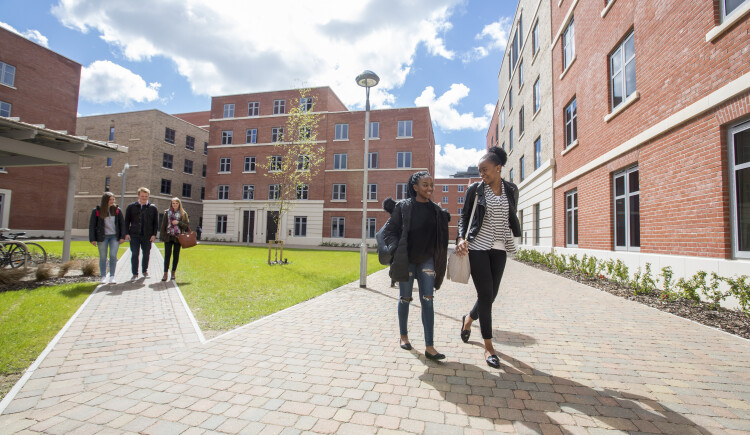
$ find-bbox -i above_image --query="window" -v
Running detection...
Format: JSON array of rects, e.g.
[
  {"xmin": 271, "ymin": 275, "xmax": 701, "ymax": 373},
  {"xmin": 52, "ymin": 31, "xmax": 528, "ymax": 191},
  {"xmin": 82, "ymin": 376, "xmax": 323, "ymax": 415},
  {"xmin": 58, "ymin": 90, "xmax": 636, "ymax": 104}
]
[
  {"xmin": 299, "ymin": 126, "xmax": 312, "ymax": 139},
  {"xmin": 509, "ymin": 169, "xmax": 514, "ymax": 183},
  {"xmin": 268, "ymin": 184, "xmax": 280, "ymax": 199},
  {"xmin": 219, "ymin": 157, "xmax": 231, "ymax": 172},
  {"xmin": 297, "ymin": 184, "xmax": 309, "ymax": 200},
  {"xmin": 534, "ymin": 203, "xmax": 541, "ymax": 246},
  {"xmin": 202, "ymin": 164, "xmax": 207, "ymax": 178},
  {"xmin": 161, "ymin": 179, "xmax": 171, "ymax": 195},
  {"xmin": 221, "ymin": 130, "xmax": 233, "ymax": 145},
  {"xmin": 396, "ymin": 183, "xmax": 408, "ymax": 200},
  {"xmin": 106, "ymin": 157, "xmax": 112, "ymax": 167},
  {"xmin": 184, "ymin": 159, "xmax": 193, "ymax": 174},
  {"xmin": 458, "ymin": 208, "xmax": 463, "ymax": 215},
  {"xmin": 201, "ymin": 187, "xmax": 205, "ymax": 200},
  {"xmin": 272, "ymin": 127, "xmax": 284, "ymax": 142},
  {"xmin": 397, "ymin": 120, "xmax": 412, "ymax": 138},
  {"xmin": 563, "ymin": 17, "xmax": 575, "ymax": 70},
  {"xmin": 457, "ymin": 196, "xmax": 464, "ymax": 204},
  {"xmin": 335, "ymin": 124, "xmax": 349, "ymax": 140},
  {"xmin": 165, "ymin": 127, "xmax": 176, "ymax": 144},
  {"xmin": 518, "ymin": 59, "xmax": 524, "ymax": 88},
  {"xmin": 244, "ymin": 156, "xmax": 256, "ymax": 172},
  {"xmin": 510, "ymin": 17, "xmax": 521, "ymax": 71},
  {"xmin": 729, "ymin": 120, "xmax": 750, "ymax": 257},
  {"xmin": 367, "ymin": 184, "xmax": 377, "ymax": 201},
  {"xmin": 186, "ymin": 135, "xmax": 195, "ymax": 150},
  {"xmin": 534, "ymin": 137, "xmax": 542, "ymax": 170},
  {"xmin": 331, "ymin": 217, "xmax": 345, "ymax": 238},
  {"xmin": 532, "ymin": 20, "xmax": 539, "ymax": 56},
  {"xmin": 332, "ymin": 184, "xmax": 346, "ymax": 200},
  {"xmin": 182, "ymin": 183, "xmax": 192, "ymax": 198},
  {"xmin": 442, "ymin": 196, "xmax": 449, "ymax": 204},
  {"xmin": 723, "ymin": 0, "xmax": 749, "ymax": 20},
  {"xmin": 246, "ymin": 128, "xmax": 257, "ymax": 144},
  {"xmin": 519, "ymin": 209, "xmax": 524, "ymax": 241},
  {"xmin": 295, "ymin": 217, "xmax": 308, "ymax": 236},
  {"xmin": 273, "ymin": 99, "xmax": 286, "ymax": 114},
  {"xmin": 248, "ymin": 101, "xmax": 259, "ymax": 116},
  {"xmin": 367, "ymin": 218, "xmax": 377, "ymax": 239},
  {"xmin": 610, "ymin": 31, "xmax": 636, "ymax": 110},
  {"xmin": 242, "ymin": 185, "xmax": 254, "ymax": 200},
  {"xmin": 519, "ymin": 107, "xmax": 525, "ymax": 136},
  {"xmin": 223, "ymin": 104, "xmax": 235, "ymax": 118},
  {"xmin": 565, "ymin": 98, "xmax": 578, "ymax": 148},
  {"xmin": 269, "ymin": 155, "xmax": 282, "ymax": 172},
  {"xmin": 109, "ymin": 126, "xmax": 115, "ymax": 141},
  {"xmin": 533, "ymin": 78, "xmax": 541, "ymax": 113},
  {"xmin": 300, "ymin": 97, "xmax": 313, "ymax": 112},
  {"xmin": 0, "ymin": 101, "xmax": 10, "ymax": 117},
  {"xmin": 509, "ymin": 127, "xmax": 514, "ymax": 152},
  {"xmin": 368, "ymin": 152, "xmax": 378, "ymax": 169},
  {"xmin": 566, "ymin": 190, "xmax": 578, "ymax": 247},
  {"xmin": 203, "ymin": 142, "xmax": 208, "ymax": 155},
  {"xmin": 442, "ymin": 185, "xmax": 449, "ymax": 192},
  {"xmin": 509, "ymin": 86, "xmax": 514, "ymax": 110},
  {"xmin": 297, "ymin": 155, "xmax": 310, "ymax": 171},
  {"xmin": 218, "ymin": 185, "xmax": 229, "ymax": 200},
  {"xmin": 458, "ymin": 185, "xmax": 464, "ymax": 193},
  {"xmin": 520, "ymin": 156, "xmax": 525, "ymax": 181},
  {"xmin": 397, "ymin": 152, "xmax": 412, "ymax": 168},
  {"xmin": 105, "ymin": 177, "xmax": 110, "ymax": 191},
  {"xmin": 369, "ymin": 122, "xmax": 380, "ymax": 139},
  {"xmin": 0, "ymin": 62, "xmax": 16, "ymax": 87},
  {"xmin": 614, "ymin": 166, "xmax": 640, "ymax": 250},
  {"xmin": 333, "ymin": 153, "xmax": 348, "ymax": 169},
  {"xmin": 162, "ymin": 153, "xmax": 173, "ymax": 169},
  {"xmin": 216, "ymin": 215, "xmax": 227, "ymax": 234}
]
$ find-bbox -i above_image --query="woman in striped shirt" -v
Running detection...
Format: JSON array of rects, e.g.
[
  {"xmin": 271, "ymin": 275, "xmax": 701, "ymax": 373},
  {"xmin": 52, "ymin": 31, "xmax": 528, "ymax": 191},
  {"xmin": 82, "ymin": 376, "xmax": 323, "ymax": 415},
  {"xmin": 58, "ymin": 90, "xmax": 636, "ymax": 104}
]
[{"xmin": 455, "ymin": 146, "xmax": 521, "ymax": 368}]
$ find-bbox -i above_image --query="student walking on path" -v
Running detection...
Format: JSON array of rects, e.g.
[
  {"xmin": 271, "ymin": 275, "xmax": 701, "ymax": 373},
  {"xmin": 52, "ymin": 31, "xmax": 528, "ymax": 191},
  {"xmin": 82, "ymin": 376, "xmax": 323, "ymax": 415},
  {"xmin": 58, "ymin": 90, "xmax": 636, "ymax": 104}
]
[
  {"xmin": 124, "ymin": 187, "xmax": 159, "ymax": 280},
  {"xmin": 455, "ymin": 146, "xmax": 521, "ymax": 369},
  {"xmin": 382, "ymin": 171, "xmax": 451, "ymax": 361},
  {"xmin": 159, "ymin": 197, "xmax": 190, "ymax": 281},
  {"xmin": 88, "ymin": 192, "xmax": 126, "ymax": 284}
]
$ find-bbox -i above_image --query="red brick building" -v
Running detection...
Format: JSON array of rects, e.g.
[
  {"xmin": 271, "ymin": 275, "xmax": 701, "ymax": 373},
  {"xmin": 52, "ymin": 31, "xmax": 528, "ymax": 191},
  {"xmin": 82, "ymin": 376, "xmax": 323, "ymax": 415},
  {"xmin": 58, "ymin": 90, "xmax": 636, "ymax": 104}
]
[
  {"xmin": 486, "ymin": 101, "xmax": 500, "ymax": 149},
  {"xmin": 434, "ymin": 175, "xmax": 482, "ymax": 240},
  {"xmin": 551, "ymin": 0, "xmax": 750, "ymax": 278},
  {"xmin": 202, "ymin": 87, "xmax": 435, "ymax": 245},
  {"xmin": 0, "ymin": 27, "xmax": 82, "ymax": 234}
]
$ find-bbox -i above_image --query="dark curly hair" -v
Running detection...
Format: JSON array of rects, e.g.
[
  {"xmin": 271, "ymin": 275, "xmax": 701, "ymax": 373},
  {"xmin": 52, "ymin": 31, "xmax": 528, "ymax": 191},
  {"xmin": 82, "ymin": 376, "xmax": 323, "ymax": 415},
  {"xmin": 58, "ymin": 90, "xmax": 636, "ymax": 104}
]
[
  {"xmin": 407, "ymin": 171, "xmax": 432, "ymax": 198},
  {"xmin": 480, "ymin": 146, "xmax": 508, "ymax": 167}
]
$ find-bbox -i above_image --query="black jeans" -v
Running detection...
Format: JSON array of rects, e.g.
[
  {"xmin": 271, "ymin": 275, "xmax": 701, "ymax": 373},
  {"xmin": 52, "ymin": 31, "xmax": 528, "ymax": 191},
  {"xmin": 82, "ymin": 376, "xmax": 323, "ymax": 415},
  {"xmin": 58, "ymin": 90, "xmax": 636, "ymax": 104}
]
[
  {"xmin": 129, "ymin": 236, "xmax": 152, "ymax": 275},
  {"xmin": 164, "ymin": 240, "xmax": 181, "ymax": 273},
  {"xmin": 468, "ymin": 249, "xmax": 507, "ymax": 340}
]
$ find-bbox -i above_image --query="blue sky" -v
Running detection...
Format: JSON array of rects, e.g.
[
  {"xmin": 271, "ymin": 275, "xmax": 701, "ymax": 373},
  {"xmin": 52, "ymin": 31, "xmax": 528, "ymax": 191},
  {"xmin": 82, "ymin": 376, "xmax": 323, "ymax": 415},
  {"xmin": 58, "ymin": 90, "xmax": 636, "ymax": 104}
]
[{"xmin": 2, "ymin": 0, "xmax": 517, "ymax": 177}]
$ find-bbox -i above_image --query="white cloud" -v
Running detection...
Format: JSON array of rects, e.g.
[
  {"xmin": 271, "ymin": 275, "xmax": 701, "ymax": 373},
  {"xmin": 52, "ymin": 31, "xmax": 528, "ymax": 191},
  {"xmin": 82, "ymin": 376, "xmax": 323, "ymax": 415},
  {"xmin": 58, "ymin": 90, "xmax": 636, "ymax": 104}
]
[
  {"xmin": 0, "ymin": 21, "xmax": 49, "ymax": 47},
  {"xmin": 415, "ymin": 83, "xmax": 489, "ymax": 131},
  {"xmin": 434, "ymin": 143, "xmax": 485, "ymax": 178},
  {"xmin": 51, "ymin": 0, "xmax": 463, "ymax": 108},
  {"xmin": 80, "ymin": 60, "xmax": 160, "ymax": 105},
  {"xmin": 484, "ymin": 103, "xmax": 496, "ymax": 118},
  {"xmin": 463, "ymin": 16, "xmax": 511, "ymax": 63}
]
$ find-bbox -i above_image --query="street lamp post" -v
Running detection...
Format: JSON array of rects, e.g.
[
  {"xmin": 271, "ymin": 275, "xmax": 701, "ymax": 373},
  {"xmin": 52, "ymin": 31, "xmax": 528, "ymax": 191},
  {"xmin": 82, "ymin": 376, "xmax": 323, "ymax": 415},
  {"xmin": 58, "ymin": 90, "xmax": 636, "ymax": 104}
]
[
  {"xmin": 117, "ymin": 163, "xmax": 130, "ymax": 207},
  {"xmin": 356, "ymin": 70, "xmax": 380, "ymax": 288}
]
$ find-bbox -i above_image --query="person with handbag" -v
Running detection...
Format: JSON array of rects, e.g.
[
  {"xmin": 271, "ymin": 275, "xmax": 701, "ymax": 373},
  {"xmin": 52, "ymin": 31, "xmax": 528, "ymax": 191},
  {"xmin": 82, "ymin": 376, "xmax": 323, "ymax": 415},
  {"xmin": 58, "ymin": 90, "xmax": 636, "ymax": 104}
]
[
  {"xmin": 382, "ymin": 171, "xmax": 451, "ymax": 361},
  {"xmin": 455, "ymin": 146, "xmax": 521, "ymax": 369},
  {"xmin": 159, "ymin": 197, "xmax": 190, "ymax": 281},
  {"xmin": 89, "ymin": 192, "xmax": 126, "ymax": 284}
]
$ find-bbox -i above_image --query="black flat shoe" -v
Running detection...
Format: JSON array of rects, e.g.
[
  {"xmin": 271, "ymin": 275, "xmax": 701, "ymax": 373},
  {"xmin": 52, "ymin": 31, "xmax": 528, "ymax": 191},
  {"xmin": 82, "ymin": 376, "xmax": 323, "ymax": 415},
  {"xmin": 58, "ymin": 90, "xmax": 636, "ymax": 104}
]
[
  {"xmin": 486, "ymin": 354, "xmax": 500, "ymax": 368},
  {"xmin": 460, "ymin": 315, "xmax": 471, "ymax": 343},
  {"xmin": 400, "ymin": 339, "xmax": 412, "ymax": 350},
  {"xmin": 425, "ymin": 351, "xmax": 445, "ymax": 361}
]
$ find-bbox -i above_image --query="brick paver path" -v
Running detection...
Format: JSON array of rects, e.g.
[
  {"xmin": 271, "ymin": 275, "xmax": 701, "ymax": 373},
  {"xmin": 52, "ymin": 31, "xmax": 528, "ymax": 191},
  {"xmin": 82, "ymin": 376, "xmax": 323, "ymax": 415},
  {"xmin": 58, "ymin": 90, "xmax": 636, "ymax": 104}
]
[{"xmin": 1, "ymin": 246, "xmax": 749, "ymax": 434}]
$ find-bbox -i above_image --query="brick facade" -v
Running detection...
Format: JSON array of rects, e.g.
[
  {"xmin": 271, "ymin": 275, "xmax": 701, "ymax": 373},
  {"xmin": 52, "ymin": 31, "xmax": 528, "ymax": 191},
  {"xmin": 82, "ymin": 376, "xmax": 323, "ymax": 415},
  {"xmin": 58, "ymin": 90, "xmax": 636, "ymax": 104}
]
[{"xmin": 434, "ymin": 177, "xmax": 483, "ymax": 240}]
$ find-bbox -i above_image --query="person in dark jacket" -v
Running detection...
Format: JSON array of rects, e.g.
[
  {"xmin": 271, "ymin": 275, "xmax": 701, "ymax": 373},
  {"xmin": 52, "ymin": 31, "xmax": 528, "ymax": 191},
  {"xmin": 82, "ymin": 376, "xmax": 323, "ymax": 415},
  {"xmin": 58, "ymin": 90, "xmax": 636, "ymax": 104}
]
[
  {"xmin": 89, "ymin": 192, "xmax": 126, "ymax": 284},
  {"xmin": 455, "ymin": 146, "xmax": 521, "ymax": 369},
  {"xmin": 124, "ymin": 187, "xmax": 159, "ymax": 280},
  {"xmin": 159, "ymin": 197, "xmax": 190, "ymax": 281},
  {"xmin": 382, "ymin": 171, "xmax": 451, "ymax": 361}
]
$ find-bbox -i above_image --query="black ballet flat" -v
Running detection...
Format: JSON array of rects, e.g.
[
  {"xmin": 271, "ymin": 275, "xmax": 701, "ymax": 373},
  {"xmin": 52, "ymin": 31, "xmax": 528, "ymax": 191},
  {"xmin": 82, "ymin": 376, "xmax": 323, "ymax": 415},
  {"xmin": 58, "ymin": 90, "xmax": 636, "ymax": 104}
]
[
  {"xmin": 425, "ymin": 351, "xmax": 446, "ymax": 361},
  {"xmin": 400, "ymin": 339, "xmax": 412, "ymax": 351},
  {"xmin": 460, "ymin": 315, "xmax": 471, "ymax": 343},
  {"xmin": 486, "ymin": 354, "xmax": 500, "ymax": 368}
]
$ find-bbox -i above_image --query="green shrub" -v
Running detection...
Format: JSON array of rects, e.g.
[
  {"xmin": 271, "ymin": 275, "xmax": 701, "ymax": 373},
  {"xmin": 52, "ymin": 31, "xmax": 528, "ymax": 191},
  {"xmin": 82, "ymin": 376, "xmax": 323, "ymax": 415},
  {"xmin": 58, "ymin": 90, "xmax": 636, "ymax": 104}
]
[
  {"xmin": 677, "ymin": 275, "xmax": 701, "ymax": 305},
  {"xmin": 569, "ymin": 254, "xmax": 580, "ymax": 275},
  {"xmin": 699, "ymin": 272, "xmax": 727, "ymax": 310},
  {"xmin": 613, "ymin": 260, "xmax": 629, "ymax": 286},
  {"xmin": 633, "ymin": 263, "xmax": 657, "ymax": 295},
  {"xmin": 725, "ymin": 275, "xmax": 750, "ymax": 315}
]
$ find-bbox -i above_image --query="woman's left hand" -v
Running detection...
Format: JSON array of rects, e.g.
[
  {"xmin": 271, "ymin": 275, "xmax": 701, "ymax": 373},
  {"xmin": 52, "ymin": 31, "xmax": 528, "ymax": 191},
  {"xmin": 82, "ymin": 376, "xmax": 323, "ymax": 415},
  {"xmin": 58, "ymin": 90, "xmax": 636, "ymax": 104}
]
[{"xmin": 171, "ymin": 220, "xmax": 178, "ymax": 225}]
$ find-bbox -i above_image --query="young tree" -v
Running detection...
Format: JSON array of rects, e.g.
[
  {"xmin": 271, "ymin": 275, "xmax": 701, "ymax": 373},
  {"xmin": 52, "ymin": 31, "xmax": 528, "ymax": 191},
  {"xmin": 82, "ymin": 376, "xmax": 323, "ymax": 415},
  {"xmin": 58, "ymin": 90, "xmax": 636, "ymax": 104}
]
[{"xmin": 260, "ymin": 88, "xmax": 323, "ymax": 244}]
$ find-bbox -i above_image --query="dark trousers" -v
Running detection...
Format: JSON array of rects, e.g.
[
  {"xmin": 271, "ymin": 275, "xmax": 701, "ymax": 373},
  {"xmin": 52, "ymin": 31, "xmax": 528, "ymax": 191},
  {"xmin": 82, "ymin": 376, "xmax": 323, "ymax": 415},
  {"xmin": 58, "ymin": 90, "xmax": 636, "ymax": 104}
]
[
  {"xmin": 164, "ymin": 240, "xmax": 181, "ymax": 273},
  {"xmin": 129, "ymin": 236, "xmax": 152, "ymax": 275},
  {"xmin": 468, "ymin": 249, "xmax": 507, "ymax": 340}
]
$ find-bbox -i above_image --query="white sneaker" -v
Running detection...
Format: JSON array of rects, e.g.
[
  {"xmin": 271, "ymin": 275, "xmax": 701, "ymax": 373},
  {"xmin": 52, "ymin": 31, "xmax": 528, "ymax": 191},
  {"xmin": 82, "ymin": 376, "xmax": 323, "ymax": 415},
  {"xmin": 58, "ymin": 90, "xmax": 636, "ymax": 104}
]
[
  {"xmin": 108, "ymin": 276, "xmax": 117, "ymax": 284},
  {"xmin": 100, "ymin": 276, "xmax": 108, "ymax": 284}
]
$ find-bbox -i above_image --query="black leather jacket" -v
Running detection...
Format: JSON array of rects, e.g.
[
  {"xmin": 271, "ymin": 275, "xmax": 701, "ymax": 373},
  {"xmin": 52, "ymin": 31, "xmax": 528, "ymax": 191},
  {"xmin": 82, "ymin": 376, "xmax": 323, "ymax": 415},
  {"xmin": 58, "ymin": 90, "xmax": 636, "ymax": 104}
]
[
  {"xmin": 382, "ymin": 197, "xmax": 451, "ymax": 289},
  {"xmin": 457, "ymin": 180, "xmax": 521, "ymax": 243},
  {"xmin": 88, "ymin": 206, "xmax": 126, "ymax": 242},
  {"xmin": 124, "ymin": 201, "xmax": 159, "ymax": 238}
]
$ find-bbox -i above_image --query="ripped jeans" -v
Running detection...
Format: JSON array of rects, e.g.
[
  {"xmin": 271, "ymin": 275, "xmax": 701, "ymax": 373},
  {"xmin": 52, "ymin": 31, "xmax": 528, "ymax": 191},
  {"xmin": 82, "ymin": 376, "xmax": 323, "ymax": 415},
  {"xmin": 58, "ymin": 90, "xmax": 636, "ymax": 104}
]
[{"xmin": 398, "ymin": 257, "xmax": 436, "ymax": 346}]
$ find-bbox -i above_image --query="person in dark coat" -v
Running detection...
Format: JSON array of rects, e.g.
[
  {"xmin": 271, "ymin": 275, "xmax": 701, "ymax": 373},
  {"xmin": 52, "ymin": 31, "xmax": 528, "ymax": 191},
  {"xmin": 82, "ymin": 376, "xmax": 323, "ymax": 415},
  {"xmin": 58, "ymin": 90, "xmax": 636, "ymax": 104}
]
[
  {"xmin": 159, "ymin": 197, "xmax": 190, "ymax": 281},
  {"xmin": 382, "ymin": 171, "xmax": 451, "ymax": 361},
  {"xmin": 89, "ymin": 192, "xmax": 126, "ymax": 284},
  {"xmin": 124, "ymin": 187, "xmax": 159, "ymax": 280}
]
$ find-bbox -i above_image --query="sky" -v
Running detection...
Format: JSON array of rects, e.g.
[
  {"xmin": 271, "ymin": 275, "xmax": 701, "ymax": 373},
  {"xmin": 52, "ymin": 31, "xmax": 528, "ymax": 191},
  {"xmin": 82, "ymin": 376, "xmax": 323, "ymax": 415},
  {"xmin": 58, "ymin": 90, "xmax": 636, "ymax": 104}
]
[{"xmin": 1, "ymin": 0, "xmax": 517, "ymax": 178}]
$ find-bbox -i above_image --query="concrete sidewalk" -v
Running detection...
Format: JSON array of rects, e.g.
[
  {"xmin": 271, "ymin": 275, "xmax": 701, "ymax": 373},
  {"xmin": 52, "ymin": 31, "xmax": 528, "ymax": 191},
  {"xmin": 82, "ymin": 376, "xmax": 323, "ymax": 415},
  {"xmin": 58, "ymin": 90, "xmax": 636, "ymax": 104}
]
[{"xmin": 1, "ymin": 247, "xmax": 749, "ymax": 434}]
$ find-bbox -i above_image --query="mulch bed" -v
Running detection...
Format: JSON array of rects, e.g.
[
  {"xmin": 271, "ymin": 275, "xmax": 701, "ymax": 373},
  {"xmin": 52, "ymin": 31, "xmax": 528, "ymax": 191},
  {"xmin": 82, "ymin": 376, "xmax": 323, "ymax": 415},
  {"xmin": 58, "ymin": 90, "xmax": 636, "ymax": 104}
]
[
  {"xmin": 517, "ymin": 259, "xmax": 750, "ymax": 341},
  {"xmin": 0, "ymin": 274, "xmax": 99, "ymax": 293}
]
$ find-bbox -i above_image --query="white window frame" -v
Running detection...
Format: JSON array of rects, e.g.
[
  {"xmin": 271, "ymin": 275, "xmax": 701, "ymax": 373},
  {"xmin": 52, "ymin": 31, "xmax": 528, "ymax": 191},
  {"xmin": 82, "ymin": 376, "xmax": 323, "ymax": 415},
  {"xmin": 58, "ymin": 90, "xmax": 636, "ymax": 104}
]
[
  {"xmin": 219, "ymin": 157, "xmax": 231, "ymax": 173},
  {"xmin": 182, "ymin": 183, "xmax": 192, "ymax": 198},
  {"xmin": 162, "ymin": 153, "xmax": 173, "ymax": 169},
  {"xmin": 297, "ymin": 155, "xmax": 310, "ymax": 171},
  {"xmin": 457, "ymin": 196, "xmax": 464, "ymax": 205},
  {"xmin": 566, "ymin": 190, "xmax": 578, "ymax": 247},
  {"xmin": 565, "ymin": 98, "xmax": 577, "ymax": 148},
  {"xmin": 397, "ymin": 120, "xmax": 413, "ymax": 138},
  {"xmin": 534, "ymin": 203, "xmax": 541, "ymax": 246},
  {"xmin": 332, "ymin": 184, "xmax": 346, "ymax": 201},
  {"xmin": 722, "ymin": 0, "xmax": 749, "ymax": 21},
  {"xmin": 273, "ymin": 99, "xmax": 286, "ymax": 114},
  {"xmin": 296, "ymin": 184, "xmax": 309, "ymax": 200},
  {"xmin": 563, "ymin": 17, "xmax": 575, "ymax": 70},
  {"xmin": 534, "ymin": 137, "xmax": 542, "ymax": 170},
  {"xmin": 331, "ymin": 217, "xmax": 345, "ymax": 238},
  {"xmin": 246, "ymin": 128, "xmax": 257, "ymax": 144},
  {"xmin": 366, "ymin": 217, "xmax": 377, "ymax": 239},
  {"xmin": 0, "ymin": 62, "xmax": 16, "ymax": 87},
  {"xmin": 268, "ymin": 184, "xmax": 280, "ymax": 200},
  {"xmin": 368, "ymin": 152, "xmax": 378, "ymax": 169},
  {"xmin": 248, "ymin": 101, "xmax": 259, "ymax": 116},
  {"xmin": 518, "ymin": 59, "xmax": 524, "ymax": 88},
  {"xmin": 397, "ymin": 152, "xmax": 412, "ymax": 168},
  {"xmin": 269, "ymin": 155, "xmax": 282, "ymax": 172},
  {"xmin": 223, "ymin": 103, "xmax": 235, "ymax": 118},
  {"xmin": 520, "ymin": 156, "xmax": 525, "ymax": 182},
  {"xmin": 369, "ymin": 122, "xmax": 380, "ymax": 139},
  {"xmin": 244, "ymin": 156, "xmax": 256, "ymax": 173},
  {"xmin": 442, "ymin": 196, "xmax": 449, "ymax": 204},
  {"xmin": 610, "ymin": 31, "xmax": 636, "ymax": 111},
  {"xmin": 300, "ymin": 97, "xmax": 313, "ymax": 112},
  {"xmin": 271, "ymin": 127, "xmax": 283, "ymax": 142},
  {"xmin": 333, "ymin": 153, "xmax": 347, "ymax": 170},
  {"xmin": 458, "ymin": 185, "xmax": 465, "ymax": 193},
  {"xmin": 532, "ymin": 19, "xmax": 539, "ymax": 56},
  {"xmin": 613, "ymin": 166, "xmax": 640, "ymax": 251},
  {"xmin": 0, "ymin": 101, "xmax": 10, "ymax": 117},
  {"xmin": 729, "ymin": 120, "xmax": 750, "ymax": 258},
  {"xmin": 442, "ymin": 185, "xmax": 449, "ymax": 192},
  {"xmin": 500, "ymin": 107, "xmax": 505, "ymax": 129},
  {"xmin": 221, "ymin": 130, "xmax": 233, "ymax": 145},
  {"xmin": 216, "ymin": 215, "xmax": 228, "ymax": 234},
  {"xmin": 335, "ymin": 124, "xmax": 349, "ymax": 140},
  {"xmin": 295, "ymin": 217, "xmax": 308, "ymax": 236},
  {"xmin": 367, "ymin": 184, "xmax": 377, "ymax": 201},
  {"xmin": 218, "ymin": 185, "xmax": 229, "ymax": 200},
  {"xmin": 519, "ymin": 106, "xmax": 525, "ymax": 136},
  {"xmin": 242, "ymin": 184, "xmax": 254, "ymax": 200},
  {"xmin": 533, "ymin": 78, "xmax": 541, "ymax": 114},
  {"xmin": 396, "ymin": 183, "xmax": 408, "ymax": 200},
  {"xmin": 509, "ymin": 127, "xmax": 514, "ymax": 152}
]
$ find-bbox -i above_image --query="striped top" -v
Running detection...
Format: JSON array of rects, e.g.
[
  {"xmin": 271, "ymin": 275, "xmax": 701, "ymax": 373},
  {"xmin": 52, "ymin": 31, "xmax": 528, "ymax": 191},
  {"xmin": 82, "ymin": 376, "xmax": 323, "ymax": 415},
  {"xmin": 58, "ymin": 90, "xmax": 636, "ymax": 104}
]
[{"xmin": 469, "ymin": 184, "xmax": 517, "ymax": 254}]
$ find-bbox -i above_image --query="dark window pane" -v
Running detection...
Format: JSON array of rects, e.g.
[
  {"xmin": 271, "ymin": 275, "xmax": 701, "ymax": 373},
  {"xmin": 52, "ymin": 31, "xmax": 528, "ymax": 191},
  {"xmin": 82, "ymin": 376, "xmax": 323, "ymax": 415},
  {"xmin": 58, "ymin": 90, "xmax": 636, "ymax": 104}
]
[
  {"xmin": 735, "ymin": 128, "xmax": 750, "ymax": 166},
  {"xmin": 615, "ymin": 198, "xmax": 626, "ymax": 246},
  {"xmin": 726, "ymin": 0, "xmax": 745, "ymax": 15},
  {"xmin": 573, "ymin": 192, "xmax": 578, "ymax": 207},
  {"xmin": 629, "ymin": 169, "xmax": 639, "ymax": 192},
  {"xmin": 615, "ymin": 175, "xmax": 625, "ymax": 196},
  {"xmin": 737, "ymin": 167, "xmax": 750, "ymax": 251},
  {"xmin": 573, "ymin": 209, "xmax": 578, "ymax": 245},
  {"xmin": 625, "ymin": 61, "xmax": 636, "ymax": 97},
  {"xmin": 612, "ymin": 72, "xmax": 623, "ymax": 107},
  {"xmin": 629, "ymin": 194, "xmax": 640, "ymax": 247}
]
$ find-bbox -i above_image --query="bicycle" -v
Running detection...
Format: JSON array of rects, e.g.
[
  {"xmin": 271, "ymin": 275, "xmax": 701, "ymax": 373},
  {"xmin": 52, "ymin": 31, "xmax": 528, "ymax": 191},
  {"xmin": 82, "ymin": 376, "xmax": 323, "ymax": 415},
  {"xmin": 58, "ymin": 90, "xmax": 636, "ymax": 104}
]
[
  {"xmin": 0, "ymin": 229, "xmax": 47, "ymax": 267},
  {"xmin": 0, "ymin": 240, "xmax": 27, "ymax": 268}
]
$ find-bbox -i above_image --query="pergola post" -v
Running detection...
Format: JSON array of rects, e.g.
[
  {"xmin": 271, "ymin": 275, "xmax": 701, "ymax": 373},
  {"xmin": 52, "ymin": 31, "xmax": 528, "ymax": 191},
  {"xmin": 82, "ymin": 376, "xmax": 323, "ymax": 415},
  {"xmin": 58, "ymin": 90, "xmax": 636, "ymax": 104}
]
[{"xmin": 62, "ymin": 162, "xmax": 79, "ymax": 262}]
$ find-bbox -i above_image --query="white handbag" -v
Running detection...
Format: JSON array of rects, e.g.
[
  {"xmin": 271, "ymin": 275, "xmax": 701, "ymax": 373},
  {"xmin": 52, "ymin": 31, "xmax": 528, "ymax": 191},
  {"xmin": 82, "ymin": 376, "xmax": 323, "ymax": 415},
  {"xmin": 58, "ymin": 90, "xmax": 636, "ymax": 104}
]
[{"xmin": 447, "ymin": 191, "xmax": 478, "ymax": 284}]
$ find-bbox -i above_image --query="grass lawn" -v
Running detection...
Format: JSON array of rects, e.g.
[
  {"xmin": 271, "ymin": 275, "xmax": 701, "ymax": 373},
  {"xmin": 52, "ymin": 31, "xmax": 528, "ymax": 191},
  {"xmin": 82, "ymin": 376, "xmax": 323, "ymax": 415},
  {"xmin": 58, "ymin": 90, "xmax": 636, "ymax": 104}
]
[
  {"xmin": 0, "ymin": 282, "xmax": 98, "ymax": 399},
  {"xmin": 35, "ymin": 240, "xmax": 128, "ymax": 260}
]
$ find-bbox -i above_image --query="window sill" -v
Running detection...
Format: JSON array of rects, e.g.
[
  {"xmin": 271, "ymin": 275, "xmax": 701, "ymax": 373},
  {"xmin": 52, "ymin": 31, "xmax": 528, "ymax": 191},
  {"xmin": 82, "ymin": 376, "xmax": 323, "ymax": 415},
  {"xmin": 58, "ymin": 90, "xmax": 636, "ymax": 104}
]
[
  {"xmin": 531, "ymin": 48, "xmax": 540, "ymax": 66},
  {"xmin": 532, "ymin": 108, "xmax": 541, "ymax": 121},
  {"xmin": 600, "ymin": 0, "xmax": 616, "ymax": 18},
  {"xmin": 183, "ymin": 172, "xmax": 193, "ymax": 175},
  {"xmin": 333, "ymin": 138, "xmax": 349, "ymax": 142},
  {"xmin": 559, "ymin": 55, "xmax": 576, "ymax": 81},
  {"xmin": 242, "ymin": 171, "xmax": 256, "ymax": 174},
  {"xmin": 331, "ymin": 200, "xmax": 347, "ymax": 203},
  {"xmin": 604, "ymin": 91, "xmax": 640, "ymax": 123},
  {"xmin": 561, "ymin": 139, "xmax": 579, "ymax": 156},
  {"xmin": 363, "ymin": 137, "xmax": 380, "ymax": 140},
  {"xmin": 706, "ymin": 2, "xmax": 750, "ymax": 42},
  {"xmin": 519, "ymin": 82, "xmax": 525, "ymax": 92},
  {"xmin": 165, "ymin": 141, "xmax": 176, "ymax": 145},
  {"xmin": 518, "ymin": 131, "xmax": 526, "ymax": 141},
  {"xmin": 396, "ymin": 136, "xmax": 413, "ymax": 139},
  {"xmin": 217, "ymin": 171, "xmax": 231, "ymax": 174},
  {"xmin": 558, "ymin": 0, "xmax": 564, "ymax": 6},
  {"xmin": 0, "ymin": 83, "xmax": 17, "ymax": 90},
  {"xmin": 163, "ymin": 167, "xmax": 174, "ymax": 171}
]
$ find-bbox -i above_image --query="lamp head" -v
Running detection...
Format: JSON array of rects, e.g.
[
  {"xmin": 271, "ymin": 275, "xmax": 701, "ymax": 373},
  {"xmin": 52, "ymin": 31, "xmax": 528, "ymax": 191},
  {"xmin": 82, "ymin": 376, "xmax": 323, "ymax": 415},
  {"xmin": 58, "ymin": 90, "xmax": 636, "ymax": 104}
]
[{"xmin": 356, "ymin": 70, "xmax": 380, "ymax": 88}]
